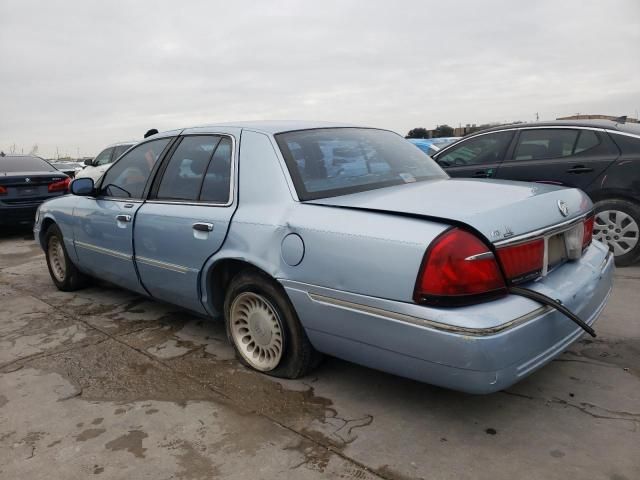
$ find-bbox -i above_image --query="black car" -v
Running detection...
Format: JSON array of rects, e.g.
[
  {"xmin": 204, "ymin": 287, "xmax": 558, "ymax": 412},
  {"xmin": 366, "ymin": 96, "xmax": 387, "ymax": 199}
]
[
  {"xmin": 0, "ymin": 154, "xmax": 70, "ymax": 226},
  {"xmin": 432, "ymin": 120, "xmax": 640, "ymax": 266}
]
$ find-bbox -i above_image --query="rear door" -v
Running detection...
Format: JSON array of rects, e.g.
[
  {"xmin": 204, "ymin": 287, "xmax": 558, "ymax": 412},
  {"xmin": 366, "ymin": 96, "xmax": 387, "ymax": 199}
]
[
  {"xmin": 72, "ymin": 137, "xmax": 173, "ymax": 294},
  {"xmin": 133, "ymin": 134, "xmax": 236, "ymax": 313},
  {"xmin": 494, "ymin": 128, "xmax": 619, "ymax": 191},
  {"xmin": 434, "ymin": 130, "xmax": 514, "ymax": 179}
]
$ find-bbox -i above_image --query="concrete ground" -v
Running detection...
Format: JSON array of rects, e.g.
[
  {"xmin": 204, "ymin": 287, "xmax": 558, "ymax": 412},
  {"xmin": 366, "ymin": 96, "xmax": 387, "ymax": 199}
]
[{"xmin": 1, "ymin": 229, "xmax": 638, "ymax": 480}]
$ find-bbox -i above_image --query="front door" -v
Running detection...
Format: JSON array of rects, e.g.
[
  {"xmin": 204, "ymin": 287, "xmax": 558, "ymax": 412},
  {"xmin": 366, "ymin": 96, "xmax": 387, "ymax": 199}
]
[
  {"xmin": 133, "ymin": 135, "xmax": 236, "ymax": 313},
  {"xmin": 435, "ymin": 130, "xmax": 514, "ymax": 179},
  {"xmin": 73, "ymin": 137, "xmax": 173, "ymax": 295},
  {"xmin": 494, "ymin": 128, "xmax": 619, "ymax": 190}
]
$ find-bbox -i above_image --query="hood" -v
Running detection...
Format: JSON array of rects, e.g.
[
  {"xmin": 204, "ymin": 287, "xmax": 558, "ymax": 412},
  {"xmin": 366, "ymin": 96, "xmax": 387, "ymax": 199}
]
[{"xmin": 307, "ymin": 178, "xmax": 592, "ymax": 242}]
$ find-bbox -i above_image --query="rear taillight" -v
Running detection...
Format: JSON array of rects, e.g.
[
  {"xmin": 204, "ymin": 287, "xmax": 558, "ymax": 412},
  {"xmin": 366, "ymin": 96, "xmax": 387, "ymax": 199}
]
[
  {"xmin": 583, "ymin": 215, "xmax": 594, "ymax": 249},
  {"xmin": 0, "ymin": 186, "xmax": 6, "ymax": 195},
  {"xmin": 496, "ymin": 239, "xmax": 544, "ymax": 283},
  {"xmin": 48, "ymin": 177, "xmax": 70, "ymax": 193},
  {"xmin": 414, "ymin": 228, "xmax": 507, "ymax": 306}
]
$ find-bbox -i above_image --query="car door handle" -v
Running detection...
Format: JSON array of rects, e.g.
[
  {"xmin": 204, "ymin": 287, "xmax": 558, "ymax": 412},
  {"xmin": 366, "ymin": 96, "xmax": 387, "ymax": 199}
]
[
  {"xmin": 472, "ymin": 171, "xmax": 489, "ymax": 178},
  {"xmin": 116, "ymin": 214, "xmax": 132, "ymax": 222},
  {"xmin": 192, "ymin": 222, "xmax": 214, "ymax": 232},
  {"xmin": 566, "ymin": 165, "xmax": 594, "ymax": 174}
]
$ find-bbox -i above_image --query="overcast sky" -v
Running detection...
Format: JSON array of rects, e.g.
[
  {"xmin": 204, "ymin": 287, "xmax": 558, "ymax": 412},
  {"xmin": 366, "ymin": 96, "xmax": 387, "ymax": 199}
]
[{"xmin": 1, "ymin": 0, "xmax": 639, "ymax": 158}]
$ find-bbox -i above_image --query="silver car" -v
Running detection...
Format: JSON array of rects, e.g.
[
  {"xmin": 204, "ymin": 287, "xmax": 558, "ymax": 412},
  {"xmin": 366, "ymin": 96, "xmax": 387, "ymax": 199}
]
[{"xmin": 34, "ymin": 121, "xmax": 614, "ymax": 393}]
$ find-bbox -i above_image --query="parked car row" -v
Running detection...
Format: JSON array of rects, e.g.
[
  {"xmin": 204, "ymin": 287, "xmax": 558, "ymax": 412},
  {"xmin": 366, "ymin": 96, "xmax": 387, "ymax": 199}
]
[{"xmin": 33, "ymin": 121, "xmax": 614, "ymax": 393}]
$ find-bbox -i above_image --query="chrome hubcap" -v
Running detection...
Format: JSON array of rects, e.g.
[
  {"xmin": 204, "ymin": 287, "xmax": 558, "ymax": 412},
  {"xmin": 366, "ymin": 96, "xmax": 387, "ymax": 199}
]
[
  {"xmin": 48, "ymin": 236, "xmax": 66, "ymax": 282},
  {"xmin": 593, "ymin": 210, "xmax": 639, "ymax": 256},
  {"xmin": 230, "ymin": 292, "xmax": 284, "ymax": 371}
]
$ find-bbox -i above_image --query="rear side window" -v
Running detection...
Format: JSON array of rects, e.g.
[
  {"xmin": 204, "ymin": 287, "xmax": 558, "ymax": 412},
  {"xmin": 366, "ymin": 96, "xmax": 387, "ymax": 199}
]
[
  {"xmin": 438, "ymin": 131, "xmax": 513, "ymax": 166},
  {"xmin": 100, "ymin": 138, "xmax": 171, "ymax": 199},
  {"xmin": 513, "ymin": 129, "xmax": 578, "ymax": 160},
  {"xmin": 94, "ymin": 148, "xmax": 113, "ymax": 166},
  {"xmin": 0, "ymin": 156, "xmax": 56, "ymax": 172},
  {"xmin": 156, "ymin": 136, "xmax": 221, "ymax": 201},
  {"xmin": 574, "ymin": 130, "xmax": 600, "ymax": 154},
  {"xmin": 200, "ymin": 137, "xmax": 232, "ymax": 203}
]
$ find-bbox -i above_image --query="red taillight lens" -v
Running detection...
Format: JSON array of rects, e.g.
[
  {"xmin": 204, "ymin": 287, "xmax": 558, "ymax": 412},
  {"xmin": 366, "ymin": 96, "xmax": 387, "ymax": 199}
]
[
  {"xmin": 48, "ymin": 177, "xmax": 70, "ymax": 193},
  {"xmin": 496, "ymin": 239, "xmax": 544, "ymax": 283},
  {"xmin": 583, "ymin": 215, "xmax": 594, "ymax": 249},
  {"xmin": 414, "ymin": 228, "xmax": 507, "ymax": 306},
  {"xmin": 0, "ymin": 186, "xmax": 7, "ymax": 195}
]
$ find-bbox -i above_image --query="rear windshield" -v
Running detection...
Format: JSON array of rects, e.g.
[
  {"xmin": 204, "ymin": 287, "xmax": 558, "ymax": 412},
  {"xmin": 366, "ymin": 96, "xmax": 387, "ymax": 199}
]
[
  {"xmin": 0, "ymin": 156, "xmax": 56, "ymax": 173},
  {"xmin": 276, "ymin": 128, "xmax": 447, "ymax": 200}
]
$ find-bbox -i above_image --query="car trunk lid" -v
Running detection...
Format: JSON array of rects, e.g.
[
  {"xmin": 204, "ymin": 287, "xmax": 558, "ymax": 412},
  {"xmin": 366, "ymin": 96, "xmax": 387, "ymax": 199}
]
[{"xmin": 306, "ymin": 178, "xmax": 592, "ymax": 243}]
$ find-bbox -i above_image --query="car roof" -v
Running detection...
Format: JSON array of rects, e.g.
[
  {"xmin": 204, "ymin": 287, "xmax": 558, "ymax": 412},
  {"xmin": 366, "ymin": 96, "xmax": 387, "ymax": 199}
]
[
  {"xmin": 180, "ymin": 120, "xmax": 363, "ymax": 136},
  {"xmin": 105, "ymin": 140, "xmax": 138, "ymax": 148},
  {"xmin": 477, "ymin": 119, "xmax": 640, "ymax": 135}
]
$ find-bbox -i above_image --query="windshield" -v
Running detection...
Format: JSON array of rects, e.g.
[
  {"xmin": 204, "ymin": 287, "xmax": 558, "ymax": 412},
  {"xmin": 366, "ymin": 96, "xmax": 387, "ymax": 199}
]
[
  {"xmin": 0, "ymin": 156, "xmax": 56, "ymax": 173},
  {"xmin": 276, "ymin": 128, "xmax": 447, "ymax": 200}
]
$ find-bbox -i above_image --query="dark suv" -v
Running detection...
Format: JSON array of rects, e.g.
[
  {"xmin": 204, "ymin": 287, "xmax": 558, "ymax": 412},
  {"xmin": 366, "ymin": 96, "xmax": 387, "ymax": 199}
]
[{"xmin": 432, "ymin": 120, "xmax": 640, "ymax": 266}]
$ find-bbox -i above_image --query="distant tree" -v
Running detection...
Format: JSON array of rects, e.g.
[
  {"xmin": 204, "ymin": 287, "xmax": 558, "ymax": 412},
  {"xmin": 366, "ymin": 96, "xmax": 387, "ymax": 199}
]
[
  {"xmin": 434, "ymin": 124, "xmax": 454, "ymax": 138},
  {"xmin": 29, "ymin": 144, "xmax": 38, "ymax": 156},
  {"xmin": 406, "ymin": 127, "xmax": 430, "ymax": 139}
]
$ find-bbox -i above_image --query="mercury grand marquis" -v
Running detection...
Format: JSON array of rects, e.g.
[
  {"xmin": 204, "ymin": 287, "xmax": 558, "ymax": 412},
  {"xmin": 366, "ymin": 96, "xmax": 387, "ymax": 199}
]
[{"xmin": 34, "ymin": 121, "xmax": 614, "ymax": 393}]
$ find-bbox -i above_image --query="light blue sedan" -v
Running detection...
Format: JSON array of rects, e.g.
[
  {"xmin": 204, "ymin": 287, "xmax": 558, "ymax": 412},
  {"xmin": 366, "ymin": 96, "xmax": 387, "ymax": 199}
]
[{"xmin": 34, "ymin": 121, "xmax": 614, "ymax": 393}]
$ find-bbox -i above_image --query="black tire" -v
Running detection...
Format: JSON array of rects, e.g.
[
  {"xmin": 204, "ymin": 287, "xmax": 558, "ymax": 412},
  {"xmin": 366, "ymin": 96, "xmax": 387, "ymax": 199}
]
[
  {"xmin": 44, "ymin": 224, "xmax": 90, "ymax": 291},
  {"xmin": 223, "ymin": 269, "xmax": 321, "ymax": 378},
  {"xmin": 593, "ymin": 198, "xmax": 640, "ymax": 267}
]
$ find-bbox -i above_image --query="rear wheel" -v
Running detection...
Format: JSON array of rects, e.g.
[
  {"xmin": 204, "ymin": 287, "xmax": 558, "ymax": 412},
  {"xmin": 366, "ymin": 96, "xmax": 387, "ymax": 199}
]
[
  {"xmin": 593, "ymin": 199, "xmax": 640, "ymax": 267},
  {"xmin": 44, "ymin": 224, "xmax": 90, "ymax": 291},
  {"xmin": 223, "ymin": 269, "xmax": 321, "ymax": 378}
]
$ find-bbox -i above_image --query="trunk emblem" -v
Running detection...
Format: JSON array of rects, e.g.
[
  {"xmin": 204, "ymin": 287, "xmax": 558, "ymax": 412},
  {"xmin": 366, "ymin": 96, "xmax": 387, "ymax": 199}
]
[
  {"xmin": 25, "ymin": 178, "xmax": 31, "ymax": 183},
  {"xmin": 557, "ymin": 200, "xmax": 569, "ymax": 217}
]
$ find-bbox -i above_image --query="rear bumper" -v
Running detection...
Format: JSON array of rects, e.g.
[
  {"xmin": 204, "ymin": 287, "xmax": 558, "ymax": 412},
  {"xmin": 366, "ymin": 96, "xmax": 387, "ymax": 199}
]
[
  {"xmin": 0, "ymin": 204, "xmax": 40, "ymax": 225},
  {"xmin": 282, "ymin": 241, "xmax": 614, "ymax": 394}
]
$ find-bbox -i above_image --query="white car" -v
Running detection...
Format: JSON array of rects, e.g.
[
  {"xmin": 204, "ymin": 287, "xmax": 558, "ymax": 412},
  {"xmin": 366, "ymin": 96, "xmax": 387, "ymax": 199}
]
[{"xmin": 77, "ymin": 140, "xmax": 136, "ymax": 182}]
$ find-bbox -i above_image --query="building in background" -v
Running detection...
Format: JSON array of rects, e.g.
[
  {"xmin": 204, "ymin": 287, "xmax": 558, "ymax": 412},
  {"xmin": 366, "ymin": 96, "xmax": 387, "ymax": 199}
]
[{"xmin": 556, "ymin": 114, "xmax": 639, "ymax": 123}]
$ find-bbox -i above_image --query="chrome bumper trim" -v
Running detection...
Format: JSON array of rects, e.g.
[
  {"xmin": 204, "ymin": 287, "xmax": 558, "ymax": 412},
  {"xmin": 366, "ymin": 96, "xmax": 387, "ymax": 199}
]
[{"xmin": 307, "ymin": 292, "xmax": 551, "ymax": 336}]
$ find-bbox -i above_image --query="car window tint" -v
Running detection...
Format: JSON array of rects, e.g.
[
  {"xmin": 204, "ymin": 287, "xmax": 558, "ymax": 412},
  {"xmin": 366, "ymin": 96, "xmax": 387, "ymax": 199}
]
[
  {"xmin": 112, "ymin": 144, "xmax": 133, "ymax": 160},
  {"xmin": 574, "ymin": 130, "xmax": 600, "ymax": 154},
  {"xmin": 94, "ymin": 148, "xmax": 113, "ymax": 166},
  {"xmin": 514, "ymin": 129, "xmax": 578, "ymax": 161},
  {"xmin": 156, "ymin": 136, "xmax": 221, "ymax": 201},
  {"xmin": 0, "ymin": 155, "xmax": 57, "ymax": 172},
  {"xmin": 439, "ymin": 131, "xmax": 512, "ymax": 166},
  {"xmin": 276, "ymin": 128, "xmax": 446, "ymax": 201},
  {"xmin": 100, "ymin": 138, "xmax": 171, "ymax": 199},
  {"xmin": 200, "ymin": 137, "xmax": 232, "ymax": 203}
]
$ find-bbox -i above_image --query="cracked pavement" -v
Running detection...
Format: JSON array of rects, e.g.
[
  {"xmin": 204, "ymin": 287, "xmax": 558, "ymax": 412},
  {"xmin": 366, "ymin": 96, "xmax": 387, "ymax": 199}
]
[{"xmin": 1, "ymin": 229, "xmax": 639, "ymax": 480}]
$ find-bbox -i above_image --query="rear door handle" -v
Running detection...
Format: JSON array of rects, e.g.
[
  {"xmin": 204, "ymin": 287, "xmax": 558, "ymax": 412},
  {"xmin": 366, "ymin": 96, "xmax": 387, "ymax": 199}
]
[
  {"xmin": 116, "ymin": 214, "xmax": 132, "ymax": 222},
  {"xmin": 566, "ymin": 165, "xmax": 594, "ymax": 174},
  {"xmin": 192, "ymin": 222, "xmax": 214, "ymax": 232}
]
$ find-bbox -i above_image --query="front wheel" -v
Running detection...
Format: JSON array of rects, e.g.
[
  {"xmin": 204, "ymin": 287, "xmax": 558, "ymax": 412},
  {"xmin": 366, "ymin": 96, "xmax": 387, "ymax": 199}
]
[
  {"xmin": 44, "ymin": 224, "xmax": 90, "ymax": 291},
  {"xmin": 223, "ymin": 269, "xmax": 321, "ymax": 378},
  {"xmin": 593, "ymin": 199, "xmax": 640, "ymax": 267}
]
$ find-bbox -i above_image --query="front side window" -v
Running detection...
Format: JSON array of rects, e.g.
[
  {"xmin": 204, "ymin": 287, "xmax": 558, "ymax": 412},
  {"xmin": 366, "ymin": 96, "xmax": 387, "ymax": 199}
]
[
  {"xmin": 513, "ymin": 129, "xmax": 579, "ymax": 161},
  {"xmin": 438, "ymin": 131, "xmax": 513, "ymax": 167},
  {"xmin": 112, "ymin": 144, "xmax": 133, "ymax": 160},
  {"xmin": 156, "ymin": 136, "xmax": 222, "ymax": 201},
  {"xmin": 100, "ymin": 138, "xmax": 171, "ymax": 199},
  {"xmin": 94, "ymin": 148, "xmax": 113, "ymax": 166},
  {"xmin": 276, "ymin": 128, "xmax": 446, "ymax": 200}
]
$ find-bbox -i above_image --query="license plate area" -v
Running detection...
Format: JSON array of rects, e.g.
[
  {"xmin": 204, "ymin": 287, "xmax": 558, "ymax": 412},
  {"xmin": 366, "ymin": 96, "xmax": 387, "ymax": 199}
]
[
  {"xmin": 18, "ymin": 187, "xmax": 37, "ymax": 196},
  {"xmin": 543, "ymin": 222, "xmax": 584, "ymax": 275}
]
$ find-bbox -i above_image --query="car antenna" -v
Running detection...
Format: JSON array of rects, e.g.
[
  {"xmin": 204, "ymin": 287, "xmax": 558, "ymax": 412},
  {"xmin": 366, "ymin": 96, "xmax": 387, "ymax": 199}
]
[
  {"xmin": 144, "ymin": 128, "xmax": 159, "ymax": 138},
  {"xmin": 613, "ymin": 115, "xmax": 627, "ymax": 125}
]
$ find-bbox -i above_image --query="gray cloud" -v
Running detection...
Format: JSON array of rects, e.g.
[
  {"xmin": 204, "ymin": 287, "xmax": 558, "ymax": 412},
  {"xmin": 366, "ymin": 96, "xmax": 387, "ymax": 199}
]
[{"xmin": 1, "ymin": 0, "xmax": 639, "ymax": 157}]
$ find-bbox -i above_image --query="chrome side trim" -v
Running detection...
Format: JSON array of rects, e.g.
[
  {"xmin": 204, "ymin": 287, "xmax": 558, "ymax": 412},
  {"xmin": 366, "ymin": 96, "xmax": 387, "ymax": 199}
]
[
  {"xmin": 307, "ymin": 292, "xmax": 551, "ymax": 336},
  {"xmin": 493, "ymin": 212, "xmax": 590, "ymax": 247},
  {"xmin": 74, "ymin": 241, "xmax": 132, "ymax": 261},
  {"xmin": 604, "ymin": 129, "xmax": 640, "ymax": 140},
  {"xmin": 135, "ymin": 256, "xmax": 191, "ymax": 274}
]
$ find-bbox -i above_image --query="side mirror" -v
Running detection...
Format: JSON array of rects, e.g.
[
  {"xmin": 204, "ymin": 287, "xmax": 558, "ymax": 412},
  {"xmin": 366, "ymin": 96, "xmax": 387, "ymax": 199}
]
[
  {"xmin": 70, "ymin": 177, "xmax": 95, "ymax": 196},
  {"xmin": 84, "ymin": 158, "xmax": 94, "ymax": 166}
]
